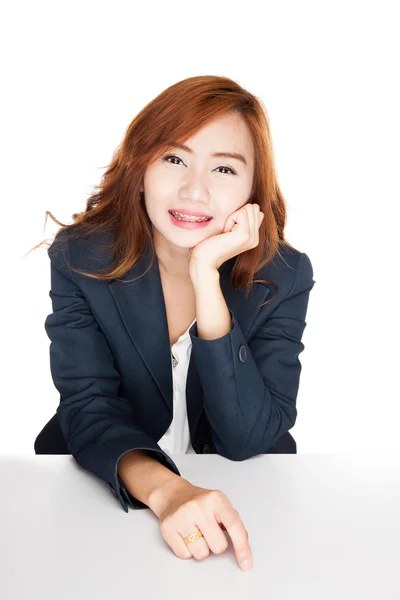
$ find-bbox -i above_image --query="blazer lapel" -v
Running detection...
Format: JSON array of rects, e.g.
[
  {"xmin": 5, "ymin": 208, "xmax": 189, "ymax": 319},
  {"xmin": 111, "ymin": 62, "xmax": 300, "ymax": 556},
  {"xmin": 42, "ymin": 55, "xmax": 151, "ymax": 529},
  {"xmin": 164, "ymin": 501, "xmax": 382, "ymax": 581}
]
[{"xmin": 108, "ymin": 242, "xmax": 270, "ymax": 439}]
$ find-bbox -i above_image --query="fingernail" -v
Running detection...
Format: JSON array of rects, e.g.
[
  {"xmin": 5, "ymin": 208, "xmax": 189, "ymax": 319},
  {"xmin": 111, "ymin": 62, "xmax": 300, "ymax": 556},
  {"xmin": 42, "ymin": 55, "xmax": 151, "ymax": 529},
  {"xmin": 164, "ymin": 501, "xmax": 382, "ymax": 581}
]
[{"xmin": 241, "ymin": 559, "xmax": 253, "ymax": 571}]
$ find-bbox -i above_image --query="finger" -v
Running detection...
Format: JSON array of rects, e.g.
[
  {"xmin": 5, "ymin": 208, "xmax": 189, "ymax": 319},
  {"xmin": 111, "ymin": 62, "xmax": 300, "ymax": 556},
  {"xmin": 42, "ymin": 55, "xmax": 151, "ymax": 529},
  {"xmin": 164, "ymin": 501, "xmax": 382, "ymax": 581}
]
[
  {"xmin": 177, "ymin": 524, "xmax": 210, "ymax": 561},
  {"xmin": 247, "ymin": 204, "xmax": 254, "ymax": 238},
  {"xmin": 220, "ymin": 521, "xmax": 249, "ymax": 540},
  {"xmin": 245, "ymin": 203, "xmax": 257, "ymax": 244},
  {"xmin": 160, "ymin": 523, "xmax": 194, "ymax": 560},
  {"xmin": 166, "ymin": 530, "xmax": 208, "ymax": 560},
  {"xmin": 227, "ymin": 203, "xmax": 251, "ymax": 232},
  {"xmin": 224, "ymin": 213, "xmax": 237, "ymax": 233},
  {"xmin": 257, "ymin": 203, "xmax": 264, "ymax": 225},
  {"xmin": 194, "ymin": 512, "xmax": 230, "ymax": 556},
  {"xmin": 253, "ymin": 205, "xmax": 263, "ymax": 242},
  {"xmin": 234, "ymin": 205, "xmax": 252, "ymax": 240},
  {"xmin": 219, "ymin": 509, "xmax": 253, "ymax": 570},
  {"xmin": 225, "ymin": 217, "xmax": 235, "ymax": 233}
]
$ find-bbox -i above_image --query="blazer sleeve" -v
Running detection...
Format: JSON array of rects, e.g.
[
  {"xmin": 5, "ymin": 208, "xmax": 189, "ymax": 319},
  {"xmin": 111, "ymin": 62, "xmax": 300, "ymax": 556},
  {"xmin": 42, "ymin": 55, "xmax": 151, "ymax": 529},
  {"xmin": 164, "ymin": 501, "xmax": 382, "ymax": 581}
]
[
  {"xmin": 44, "ymin": 231, "xmax": 182, "ymax": 512},
  {"xmin": 189, "ymin": 251, "xmax": 315, "ymax": 459}
]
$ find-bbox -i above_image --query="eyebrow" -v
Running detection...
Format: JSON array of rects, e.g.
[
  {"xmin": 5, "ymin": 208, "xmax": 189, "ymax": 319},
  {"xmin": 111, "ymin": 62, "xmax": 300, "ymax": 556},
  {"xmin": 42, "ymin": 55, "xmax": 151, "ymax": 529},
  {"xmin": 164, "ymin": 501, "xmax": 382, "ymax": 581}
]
[{"xmin": 166, "ymin": 142, "xmax": 248, "ymax": 166}]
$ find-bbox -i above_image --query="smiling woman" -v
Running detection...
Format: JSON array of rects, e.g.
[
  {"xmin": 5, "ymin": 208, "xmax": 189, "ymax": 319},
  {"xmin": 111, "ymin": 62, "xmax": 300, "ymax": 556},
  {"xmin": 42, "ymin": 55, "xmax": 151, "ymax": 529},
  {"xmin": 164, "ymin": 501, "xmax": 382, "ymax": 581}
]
[{"xmin": 29, "ymin": 76, "xmax": 315, "ymax": 569}]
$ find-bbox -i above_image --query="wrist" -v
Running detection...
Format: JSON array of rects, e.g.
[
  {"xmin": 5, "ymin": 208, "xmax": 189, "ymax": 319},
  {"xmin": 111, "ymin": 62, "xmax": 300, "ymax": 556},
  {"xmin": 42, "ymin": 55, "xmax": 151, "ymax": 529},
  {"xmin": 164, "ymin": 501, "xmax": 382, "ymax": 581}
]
[
  {"xmin": 148, "ymin": 475, "xmax": 191, "ymax": 519},
  {"xmin": 189, "ymin": 263, "xmax": 219, "ymax": 289}
]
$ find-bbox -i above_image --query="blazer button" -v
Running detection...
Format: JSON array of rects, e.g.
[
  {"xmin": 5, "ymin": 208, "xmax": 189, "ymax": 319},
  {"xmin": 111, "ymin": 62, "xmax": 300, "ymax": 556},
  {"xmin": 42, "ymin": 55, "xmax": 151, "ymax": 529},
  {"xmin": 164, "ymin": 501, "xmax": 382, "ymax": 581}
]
[
  {"xmin": 239, "ymin": 345, "xmax": 247, "ymax": 362},
  {"xmin": 202, "ymin": 444, "xmax": 211, "ymax": 453}
]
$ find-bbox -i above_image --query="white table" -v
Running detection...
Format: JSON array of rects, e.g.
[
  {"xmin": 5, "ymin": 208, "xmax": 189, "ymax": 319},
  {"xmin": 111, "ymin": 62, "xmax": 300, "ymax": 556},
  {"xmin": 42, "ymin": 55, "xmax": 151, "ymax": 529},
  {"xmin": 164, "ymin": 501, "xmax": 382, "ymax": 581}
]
[{"xmin": 1, "ymin": 454, "xmax": 399, "ymax": 599}]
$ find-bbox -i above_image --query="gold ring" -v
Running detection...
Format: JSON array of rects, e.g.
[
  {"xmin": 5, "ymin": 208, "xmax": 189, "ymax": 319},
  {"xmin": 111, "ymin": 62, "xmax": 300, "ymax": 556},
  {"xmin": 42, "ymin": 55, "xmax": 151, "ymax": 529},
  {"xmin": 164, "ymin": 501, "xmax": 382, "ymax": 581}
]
[{"xmin": 183, "ymin": 530, "xmax": 204, "ymax": 545}]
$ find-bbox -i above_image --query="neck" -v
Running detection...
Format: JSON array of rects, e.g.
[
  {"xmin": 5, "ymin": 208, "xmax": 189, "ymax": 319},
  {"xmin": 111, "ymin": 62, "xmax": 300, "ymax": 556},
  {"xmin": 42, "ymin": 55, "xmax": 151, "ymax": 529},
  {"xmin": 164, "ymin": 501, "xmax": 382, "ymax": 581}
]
[{"xmin": 158, "ymin": 261, "xmax": 192, "ymax": 285}]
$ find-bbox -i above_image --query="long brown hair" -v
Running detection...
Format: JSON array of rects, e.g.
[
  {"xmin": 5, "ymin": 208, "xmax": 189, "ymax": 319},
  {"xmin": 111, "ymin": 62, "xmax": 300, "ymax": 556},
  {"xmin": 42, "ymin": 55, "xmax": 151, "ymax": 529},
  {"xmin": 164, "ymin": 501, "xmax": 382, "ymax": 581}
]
[{"xmin": 27, "ymin": 75, "xmax": 295, "ymax": 308}]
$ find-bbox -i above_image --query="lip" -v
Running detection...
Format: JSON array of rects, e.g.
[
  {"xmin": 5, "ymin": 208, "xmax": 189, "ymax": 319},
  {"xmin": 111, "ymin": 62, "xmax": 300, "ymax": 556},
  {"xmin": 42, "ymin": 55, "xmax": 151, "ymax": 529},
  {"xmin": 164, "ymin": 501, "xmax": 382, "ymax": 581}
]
[
  {"xmin": 168, "ymin": 211, "xmax": 213, "ymax": 229},
  {"xmin": 169, "ymin": 209, "xmax": 212, "ymax": 218}
]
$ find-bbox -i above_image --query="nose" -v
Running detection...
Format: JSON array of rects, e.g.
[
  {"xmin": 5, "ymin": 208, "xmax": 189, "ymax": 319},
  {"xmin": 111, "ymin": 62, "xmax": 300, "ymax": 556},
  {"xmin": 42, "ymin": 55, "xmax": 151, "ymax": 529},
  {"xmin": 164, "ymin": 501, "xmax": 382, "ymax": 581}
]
[{"xmin": 180, "ymin": 171, "xmax": 210, "ymax": 205}]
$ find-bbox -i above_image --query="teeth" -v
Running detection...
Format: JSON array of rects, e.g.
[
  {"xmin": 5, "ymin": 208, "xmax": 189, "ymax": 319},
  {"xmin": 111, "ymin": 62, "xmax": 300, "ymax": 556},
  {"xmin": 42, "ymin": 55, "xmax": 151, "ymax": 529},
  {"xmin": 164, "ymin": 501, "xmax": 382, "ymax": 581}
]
[{"xmin": 171, "ymin": 211, "xmax": 210, "ymax": 222}]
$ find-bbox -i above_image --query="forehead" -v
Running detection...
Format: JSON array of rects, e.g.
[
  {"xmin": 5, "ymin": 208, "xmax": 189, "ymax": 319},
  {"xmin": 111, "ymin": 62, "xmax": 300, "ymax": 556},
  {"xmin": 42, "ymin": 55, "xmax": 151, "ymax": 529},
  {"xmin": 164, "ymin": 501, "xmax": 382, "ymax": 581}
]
[{"xmin": 184, "ymin": 112, "xmax": 254, "ymax": 159}]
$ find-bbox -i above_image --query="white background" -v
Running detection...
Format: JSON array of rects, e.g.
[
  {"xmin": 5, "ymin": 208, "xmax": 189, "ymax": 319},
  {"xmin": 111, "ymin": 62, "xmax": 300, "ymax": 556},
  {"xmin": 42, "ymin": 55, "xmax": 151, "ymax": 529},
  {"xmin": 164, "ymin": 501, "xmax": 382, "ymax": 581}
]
[{"xmin": 1, "ymin": 0, "xmax": 398, "ymax": 454}]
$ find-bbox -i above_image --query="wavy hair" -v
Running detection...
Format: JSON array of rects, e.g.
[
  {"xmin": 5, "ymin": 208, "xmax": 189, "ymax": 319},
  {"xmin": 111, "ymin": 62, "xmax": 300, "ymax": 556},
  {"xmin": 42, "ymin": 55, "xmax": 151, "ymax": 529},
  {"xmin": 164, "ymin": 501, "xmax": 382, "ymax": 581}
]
[{"xmin": 27, "ymin": 75, "xmax": 295, "ymax": 308}]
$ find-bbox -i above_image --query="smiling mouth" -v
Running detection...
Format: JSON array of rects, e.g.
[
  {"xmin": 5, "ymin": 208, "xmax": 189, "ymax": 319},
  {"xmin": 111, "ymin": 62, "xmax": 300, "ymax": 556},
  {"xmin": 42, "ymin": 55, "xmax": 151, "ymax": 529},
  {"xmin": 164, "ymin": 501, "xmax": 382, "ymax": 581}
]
[{"xmin": 169, "ymin": 210, "xmax": 212, "ymax": 223}]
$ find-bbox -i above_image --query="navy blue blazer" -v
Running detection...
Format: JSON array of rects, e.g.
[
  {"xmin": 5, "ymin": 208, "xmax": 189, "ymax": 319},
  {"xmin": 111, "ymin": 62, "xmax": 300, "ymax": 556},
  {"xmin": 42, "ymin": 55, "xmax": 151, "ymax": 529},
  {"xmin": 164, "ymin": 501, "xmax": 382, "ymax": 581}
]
[{"xmin": 44, "ymin": 228, "xmax": 315, "ymax": 512}]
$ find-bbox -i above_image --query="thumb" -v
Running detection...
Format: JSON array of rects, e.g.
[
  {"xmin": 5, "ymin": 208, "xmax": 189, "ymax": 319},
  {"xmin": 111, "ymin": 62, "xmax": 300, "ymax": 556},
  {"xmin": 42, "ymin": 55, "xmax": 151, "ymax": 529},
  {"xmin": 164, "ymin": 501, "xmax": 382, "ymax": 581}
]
[{"xmin": 224, "ymin": 215, "xmax": 237, "ymax": 233}]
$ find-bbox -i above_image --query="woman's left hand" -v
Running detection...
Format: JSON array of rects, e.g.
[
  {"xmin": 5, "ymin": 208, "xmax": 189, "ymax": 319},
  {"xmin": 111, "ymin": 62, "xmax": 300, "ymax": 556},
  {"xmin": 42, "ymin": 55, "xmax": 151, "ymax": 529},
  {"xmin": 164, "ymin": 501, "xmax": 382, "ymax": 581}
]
[{"xmin": 188, "ymin": 203, "xmax": 264, "ymax": 273}]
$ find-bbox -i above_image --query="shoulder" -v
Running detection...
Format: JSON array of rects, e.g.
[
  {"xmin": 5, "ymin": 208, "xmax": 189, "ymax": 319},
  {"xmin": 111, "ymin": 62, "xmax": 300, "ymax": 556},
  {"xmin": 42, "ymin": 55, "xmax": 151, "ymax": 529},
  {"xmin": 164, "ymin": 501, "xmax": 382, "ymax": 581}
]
[
  {"xmin": 48, "ymin": 227, "xmax": 116, "ymax": 273},
  {"xmin": 49, "ymin": 226, "xmax": 115, "ymax": 251},
  {"xmin": 255, "ymin": 242, "xmax": 315, "ymax": 299}
]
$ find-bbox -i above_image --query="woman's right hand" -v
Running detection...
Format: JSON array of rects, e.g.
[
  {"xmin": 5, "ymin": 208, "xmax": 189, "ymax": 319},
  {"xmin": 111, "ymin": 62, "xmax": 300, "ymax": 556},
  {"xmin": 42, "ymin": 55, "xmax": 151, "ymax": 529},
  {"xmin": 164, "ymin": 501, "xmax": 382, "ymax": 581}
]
[{"xmin": 150, "ymin": 477, "xmax": 253, "ymax": 571}]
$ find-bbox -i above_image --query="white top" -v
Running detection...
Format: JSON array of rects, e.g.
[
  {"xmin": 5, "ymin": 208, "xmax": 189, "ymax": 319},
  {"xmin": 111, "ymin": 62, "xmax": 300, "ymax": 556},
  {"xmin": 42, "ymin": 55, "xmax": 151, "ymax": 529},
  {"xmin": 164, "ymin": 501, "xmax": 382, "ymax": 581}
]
[{"xmin": 157, "ymin": 317, "xmax": 197, "ymax": 455}]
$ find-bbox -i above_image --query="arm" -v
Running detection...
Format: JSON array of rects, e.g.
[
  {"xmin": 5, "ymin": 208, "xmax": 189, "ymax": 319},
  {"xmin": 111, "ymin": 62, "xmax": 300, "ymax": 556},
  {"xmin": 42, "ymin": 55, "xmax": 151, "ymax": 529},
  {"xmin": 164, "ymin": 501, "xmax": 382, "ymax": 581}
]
[
  {"xmin": 45, "ymin": 230, "xmax": 182, "ymax": 512},
  {"xmin": 188, "ymin": 252, "xmax": 316, "ymax": 460},
  {"xmin": 190, "ymin": 266, "xmax": 232, "ymax": 340},
  {"xmin": 117, "ymin": 449, "xmax": 188, "ymax": 518}
]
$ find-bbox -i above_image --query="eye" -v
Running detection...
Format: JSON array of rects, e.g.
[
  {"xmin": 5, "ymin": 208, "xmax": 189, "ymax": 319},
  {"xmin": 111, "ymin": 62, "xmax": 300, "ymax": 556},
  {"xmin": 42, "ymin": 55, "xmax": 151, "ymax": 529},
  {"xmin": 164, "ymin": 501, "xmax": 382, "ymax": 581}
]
[
  {"xmin": 162, "ymin": 155, "xmax": 236, "ymax": 175},
  {"xmin": 163, "ymin": 155, "xmax": 183, "ymax": 166}
]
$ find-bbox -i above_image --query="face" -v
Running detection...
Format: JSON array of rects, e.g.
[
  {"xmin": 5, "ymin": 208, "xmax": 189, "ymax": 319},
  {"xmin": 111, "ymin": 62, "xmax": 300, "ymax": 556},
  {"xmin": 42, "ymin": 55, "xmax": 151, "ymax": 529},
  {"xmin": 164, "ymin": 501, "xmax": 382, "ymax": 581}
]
[{"xmin": 143, "ymin": 110, "xmax": 255, "ymax": 264}]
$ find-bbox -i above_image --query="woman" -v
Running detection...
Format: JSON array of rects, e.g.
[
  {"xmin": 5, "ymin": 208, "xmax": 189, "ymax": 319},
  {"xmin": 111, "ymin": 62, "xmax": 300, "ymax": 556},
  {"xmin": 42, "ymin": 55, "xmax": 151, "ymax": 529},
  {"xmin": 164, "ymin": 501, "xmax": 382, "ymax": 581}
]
[{"xmin": 32, "ymin": 75, "xmax": 315, "ymax": 571}]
